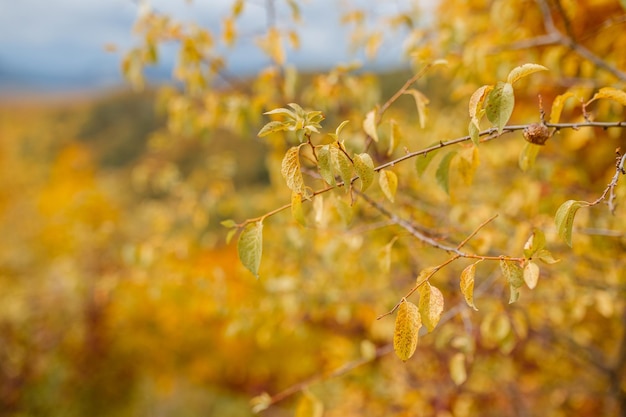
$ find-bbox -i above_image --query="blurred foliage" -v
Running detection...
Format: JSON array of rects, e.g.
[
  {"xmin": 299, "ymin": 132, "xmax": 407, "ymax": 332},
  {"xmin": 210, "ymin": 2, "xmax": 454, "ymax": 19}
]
[{"xmin": 2, "ymin": 0, "xmax": 626, "ymax": 416}]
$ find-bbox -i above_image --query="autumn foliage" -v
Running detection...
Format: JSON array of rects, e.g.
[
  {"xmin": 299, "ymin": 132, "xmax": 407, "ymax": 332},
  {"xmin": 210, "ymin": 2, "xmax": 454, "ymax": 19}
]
[{"xmin": 2, "ymin": 0, "xmax": 626, "ymax": 416}]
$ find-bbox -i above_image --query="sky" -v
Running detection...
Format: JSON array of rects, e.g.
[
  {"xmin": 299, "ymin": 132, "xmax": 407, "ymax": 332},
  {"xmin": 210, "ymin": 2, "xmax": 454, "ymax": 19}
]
[{"xmin": 0, "ymin": 0, "xmax": 421, "ymax": 94}]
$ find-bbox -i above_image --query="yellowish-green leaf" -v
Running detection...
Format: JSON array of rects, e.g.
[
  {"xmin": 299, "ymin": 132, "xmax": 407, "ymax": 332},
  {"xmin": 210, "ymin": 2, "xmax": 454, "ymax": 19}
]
[
  {"xmin": 379, "ymin": 169, "xmax": 398, "ymax": 202},
  {"xmin": 363, "ymin": 109, "xmax": 379, "ymax": 142},
  {"xmin": 519, "ymin": 142, "xmax": 541, "ymax": 172},
  {"xmin": 393, "ymin": 299, "xmax": 421, "ymax": 361},
  {"xmin": 418, "ymin": 282, "xmax": 444, "ymax": 332},
  {"xmin": 416, "ymin": 148, "xmax": 437, "ymax": 176},
  {"xmin": 555, "ymin": 200, "xmax": 589, "ymax": 247},
  {"xmin": 460, "ymin": 261, "xmax": 480, "ymax": 311},
  {"xmin": 523, "ymin": 261, "xmax": 540, "ymax": 289},
  {"xmin": 226, "ymin": 228, "xmax": 237, "ymax": 245},
  {"xmin": 549, "ymin": 92, "xmax": 575, "ymax": 124},
  {"xmin": 387, "ymin": 119, "xmax": 401, "ymax": 156},
  {"xmin": 468, "ymin": 119, "xmax": 480, "ymax": 146},
  {"xmin": 334, "ymin": 120, "xmax": 350, "ymax": 138},
  {"xmin": 536, "ymin": 249, "xmax": 560, "ymax": 264},
  {"xmin": 486, "ymin": 82, "xmax": 515, "ymax": 133},
  {"xmin": 523, "ymin": 229, "xmax": 546, "ymax": 259},
  {"xmin": 258, "ymin": 121, "xmax": 289, "ymax": 137},
  {"xmin": 238, "ymin": 221, "xmax": 263, "ymax": 279},
  {"xmin": 506, "ymin": 63, "xmax": 548, "ymax": 85},
  {"xmin": 291, "ymin": 192, "xmax": 306, "ymax": 226},
  {"xmin": 294, "ymin": 391, "xmax": 323, "ymax": 417},
  {"xmin": 281, "ymin": 145, "xmax": 306, "ymax": 195},
  {"xmin": 436, "ymin": 151, "xmax": 457, "ymax": 195},
  {"xmin": 353, "ymin": 153, "xmax": 375, "ymax": 191},
  {"xmin": 500, "ymin": 259, "xmax": 524, "ymax": 304},
  {"xmin": 332, "ymin": 145, "xmax": 353, "ymax": 191},
  {"xmin": 220, "ymin": 219, "xmax": 237, "ymax": 228},
  {"xmin": 457, "ymin": 147, "xmax": 479, "ymax": 186},
  {"xmin": 449, "ymin": 352, "xmax": 467, "ymax": 386},
  {"xmin": 317, "ymin": 145, "xmax": 335, "ymax": 186},
  {"xmin": 403, "ymin": 89, "xmax": 429, "ymax": 128},
  {"xmin": 587, "ymin": 87, "xmax": 626, "ymax": 107}
]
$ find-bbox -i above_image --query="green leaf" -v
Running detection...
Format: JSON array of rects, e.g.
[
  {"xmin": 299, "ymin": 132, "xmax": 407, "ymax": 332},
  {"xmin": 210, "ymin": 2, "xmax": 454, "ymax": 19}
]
[
  {"xmin": 403, "ymin": 89, "xmax": 429, "ymax": 128},
  {"xmin": 363, "ymin": 109, "xmax": 379, "ymax": 142},
  {"xmin": 353, "ymin": 153, "xmax": 375, "ymax": 191},
  {"xmin": 281, "ymin": 145, "xmax": 306, "ymax": 195},
  {"xmin": 393, "ymin": 299, "xmax": 421, "ymax": 361},
  {"xmin": 220, "ymin": 219, "xmax": 237, "ymax": 228},
  {"xmin": 258, "ymin": 121, "xmax": 289, "ymax": 137},
  {"xmin": 523, "ymin": 261, "xmax": 540, "ymax": 289},
  {"xmin": 238, "ymin": 221, "xmax": 263, "ymax": 278},
  {"xmin": 519, "ymin": 142, "xmax": 541, "ymax": 172},
  {"xmin": 486, "ymin": 82, "xmax": 515, "ymax": 133},
  {"xmin": 416, "ymin": 148, "xmax": 437, "ymax": 176},
  {"xmin": 506, "ymin": 63, "xmax": 548, "ymax": 85},
  {"xmin": 317, "ymin": 145, "xmax": 335, "ymax": 186},
  {"xmin": 460, "ymin": 261, "xmax": 480, "ymax": 311},
  {"xmin": 523, "ymin": 229, "xmax": 546, "ymax": 259},
  {"xmin": 500, "ymin": 259, "xmax": 524, "ymax": 304},
  {"xmin": 379, "ymin": 169, "xmax": 398, "ymax": 202},
  {"xmin": 418, "ymin": 282, "xmax": 444, "ymax": 332},
  {"xmin": 555, "ymin": 200, "xmax": 589, "ymax": 247},
  {"xmin": 435, "ymin": 151, "xmax": 457, "ymax": 195},
  {"xmin": 291, "ymin": 192, "xmax": 306, "ymax": 226}
]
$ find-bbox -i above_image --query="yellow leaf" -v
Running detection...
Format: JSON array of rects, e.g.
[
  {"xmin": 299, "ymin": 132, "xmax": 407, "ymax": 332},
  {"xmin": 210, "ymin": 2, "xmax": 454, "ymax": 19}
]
[
  {"xmin": 295, "ymin": 391, "xmax": 323, "ymax": 417},
  {"xmin": 549, "ymin": 92, "xmax": 575, "ymax": 124},
  {"xmin": 449, "ymin": 352, "xmax": 467, "ymax": 385},
  {"xmin": 291, "ymin": 192, "xmax": 306, "ymax": 226},
  {"xmin": 506, "ymin": 63, "xmax": 548, "ymax": 85},
  {"xmin": 365, "ymin": 32, "xmax": 383, "ymax": 60},
  {"xmin": 418, "ymin": 282, "xmax": 444, "ymax": 332},
  {"xmin": 523, "ymin": 261, "xmax": 540, "ymax": 289},
  {"xmin": 363, "ymin": 110, "xmax": 379, "ymax": 142},
  {"xmin": 403, "ymin": 89, "xmax": 430, "ymax": 129},
  {"xmin": 460, "ymin": 262, "xmax": 480, "ymax": 311},
  {"xmin": 222, "ymin": 17, "xmax": 236, "ymax": 46},
  {"xmin": 281, "ymin": 145, "xmax": 306, "ymax": 195},
  {"xmin": 468, "ymin": 85, "xmax": 493, "ymax": 121},
  {"xmin": 353, "ymin": 153, "xmax": 374, "ymax": 191},
  {"xmin": 500, "ymin": 259, "xmax": 524, "ymax": 304},
  {"xmin": 379, "ymin": 169, "xmax": 398, "ymax": 202},
  {"xmin": 587, "ymin": 87, "xmax": 626, "ymax": 107},
  {"xmin": 393, "ymin": 299, "xmax": 421, "ymax": 361}
]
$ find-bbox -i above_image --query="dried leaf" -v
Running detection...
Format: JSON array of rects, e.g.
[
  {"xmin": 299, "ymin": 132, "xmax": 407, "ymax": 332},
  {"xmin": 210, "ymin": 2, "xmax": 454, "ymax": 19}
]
[
  {"xmin": 460, "ymin": 262, "xmax": 480, "ymax": 311},
  {"xmin": 353, "ymin": 153, "xmax": 375, "ymax": 191},
  {"xmin": 393, "ymin": 299, "xmax": 421, "ymax": 361},
  {"xmin": 418, "ymin": 282, "xmax": 444, "ymax": 332},
  {"xmin": 379, "ymin": 169, "xmax": 398, "ymax": 202},
  {"xmin": 281, "ymin": 145, "xmax": 306, "ymax": 195}
]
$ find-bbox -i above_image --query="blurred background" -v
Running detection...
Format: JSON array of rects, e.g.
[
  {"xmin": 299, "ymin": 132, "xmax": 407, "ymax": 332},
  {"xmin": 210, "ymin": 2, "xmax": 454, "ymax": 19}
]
[{"xmin": 2, "ymin": 1, "xmax": 626, "ymax": 416}]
